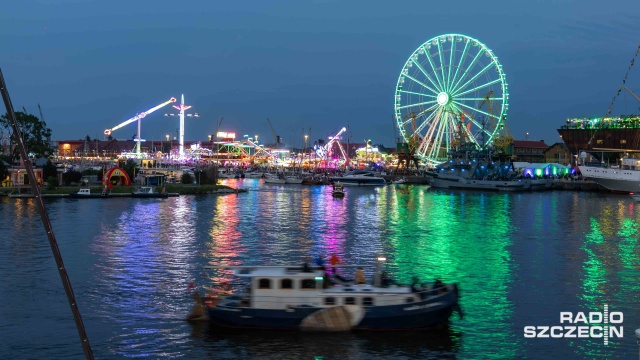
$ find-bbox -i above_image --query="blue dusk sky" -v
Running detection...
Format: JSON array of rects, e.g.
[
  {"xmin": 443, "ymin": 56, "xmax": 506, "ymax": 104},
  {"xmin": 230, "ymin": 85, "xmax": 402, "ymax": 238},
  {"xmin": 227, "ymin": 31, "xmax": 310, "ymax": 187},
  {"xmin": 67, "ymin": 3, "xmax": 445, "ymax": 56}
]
[{"xmin": 1, "ymin": 0, "xmax": 639, "ymax": 149}]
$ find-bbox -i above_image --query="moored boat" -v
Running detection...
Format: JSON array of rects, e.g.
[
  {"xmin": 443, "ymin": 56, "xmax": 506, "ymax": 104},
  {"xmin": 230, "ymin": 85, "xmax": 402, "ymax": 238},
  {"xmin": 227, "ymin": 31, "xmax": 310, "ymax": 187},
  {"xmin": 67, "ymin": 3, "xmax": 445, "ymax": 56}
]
[
  {"xmin": 284, "ymin": 175, "xmax": 304, "ymax": 184},
  {"xmin": 579, "ymin": 158, "xmax": 640, "ymax": 193},
  {"xmin": 131, "ymin": 186, "xmax": 168, "ymax": 198},
  {"xmin": 69, "ymin": 187, "xmax": 110, "ymax": 198},
  {"xmin": 188, "ymin": 263, "xmax": 461, "ymax": 331},
  {"xmin": 330, "ymin": 170, "xmax": 386, "ymax": 187},
  {"xmin": 425, "ymin": 159, "xmax": 552, "ymax": 192},
  {"xmin": 263, "ymin": 173, "xmax": 286, "ymax": 184}
]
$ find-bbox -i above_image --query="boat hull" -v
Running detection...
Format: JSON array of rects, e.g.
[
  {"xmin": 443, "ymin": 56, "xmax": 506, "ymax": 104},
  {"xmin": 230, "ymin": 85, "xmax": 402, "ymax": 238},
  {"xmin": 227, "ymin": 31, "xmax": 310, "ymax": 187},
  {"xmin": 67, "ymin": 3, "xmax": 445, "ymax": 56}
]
[
  {"xmin": 206, "ymin": 289, "xmax": 458, "ymax": 331},
  {"xmin": 427, "ymin": 174, "xmax": 531, "ymax": 191},
  {"xmin": 579, "ymin": 165, "xmax": 640, "ymax": 193},
  {"xmin": 332, "ymin": 179, "xmax": 386, "ymax": 187},
  {"xmin": 69, "ymin": 193, "xmax": 110, "ymax": 198}
]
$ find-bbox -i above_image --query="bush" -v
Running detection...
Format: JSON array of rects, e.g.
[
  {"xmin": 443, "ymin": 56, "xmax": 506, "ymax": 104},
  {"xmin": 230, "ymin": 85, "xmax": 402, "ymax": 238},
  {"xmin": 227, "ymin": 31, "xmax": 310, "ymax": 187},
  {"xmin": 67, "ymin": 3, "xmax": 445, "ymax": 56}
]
[
  {"xmin": 181, "ymin": 172, "xmax": 194, "ymax": 184},
  {"xmin": 62, "ymin": 170, "xmax": 82, "ymax": 186}
]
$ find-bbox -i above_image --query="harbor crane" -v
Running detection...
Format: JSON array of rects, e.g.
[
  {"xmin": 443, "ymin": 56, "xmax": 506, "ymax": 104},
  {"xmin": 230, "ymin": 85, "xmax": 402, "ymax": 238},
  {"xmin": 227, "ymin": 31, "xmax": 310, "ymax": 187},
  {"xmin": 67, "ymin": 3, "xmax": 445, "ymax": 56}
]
[
  {"xmin": 266, "ymin": 118, "xmax": 281, "ymax": 148},
  {"xmin": 479, "ymin": 90, "xmax": 513, "ymax": 155},
  {"xmin": 104, "ymin": 97, "xmax": 177, "ymax": 155}
]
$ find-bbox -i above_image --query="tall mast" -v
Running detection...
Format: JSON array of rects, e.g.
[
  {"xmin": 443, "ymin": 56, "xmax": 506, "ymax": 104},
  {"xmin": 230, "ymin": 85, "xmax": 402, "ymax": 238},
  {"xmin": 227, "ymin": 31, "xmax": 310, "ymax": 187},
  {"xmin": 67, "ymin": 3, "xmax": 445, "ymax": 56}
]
[{"xmin": 0, "ymin": 69, "xmax": 95, "ymax": 359}]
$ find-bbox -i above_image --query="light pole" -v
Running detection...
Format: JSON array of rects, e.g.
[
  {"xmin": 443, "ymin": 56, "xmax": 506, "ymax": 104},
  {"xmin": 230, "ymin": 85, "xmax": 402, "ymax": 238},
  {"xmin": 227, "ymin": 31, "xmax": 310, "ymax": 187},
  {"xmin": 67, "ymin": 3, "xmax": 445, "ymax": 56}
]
[
  {"xmin": 304, "ymin": 134, "xmax": 308, "ymax": 169},
  {"xmin": 208, "ymin": 134, "xmax": 213, "ymax": 161},
  {"xmin": 165, "ymin": 134, "xmax": 170, "ymax": 159},
  {"xmin": 164, "ymin": 94, "xmax": 199, "ymax": 157}
]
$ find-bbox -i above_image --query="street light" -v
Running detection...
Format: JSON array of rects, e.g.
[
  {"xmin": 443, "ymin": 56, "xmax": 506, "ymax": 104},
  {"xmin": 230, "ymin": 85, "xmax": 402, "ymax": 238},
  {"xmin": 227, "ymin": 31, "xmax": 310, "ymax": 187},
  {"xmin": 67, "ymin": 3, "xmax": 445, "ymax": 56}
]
[
  {"xmin": 165, "ymin": 134, "xmax": 171, "ymax": 159},
  {"xmin": 304, "ymin": 134, "xmax": 308, "ymax": 167}
]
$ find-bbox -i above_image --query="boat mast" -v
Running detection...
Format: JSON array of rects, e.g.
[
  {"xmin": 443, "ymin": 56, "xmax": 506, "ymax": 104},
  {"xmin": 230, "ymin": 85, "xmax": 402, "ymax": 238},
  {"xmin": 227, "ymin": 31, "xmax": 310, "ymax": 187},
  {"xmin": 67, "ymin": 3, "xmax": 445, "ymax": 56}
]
[{"xmin": 0, "ymin": 68, "xmax": 95, "ymax": 360}]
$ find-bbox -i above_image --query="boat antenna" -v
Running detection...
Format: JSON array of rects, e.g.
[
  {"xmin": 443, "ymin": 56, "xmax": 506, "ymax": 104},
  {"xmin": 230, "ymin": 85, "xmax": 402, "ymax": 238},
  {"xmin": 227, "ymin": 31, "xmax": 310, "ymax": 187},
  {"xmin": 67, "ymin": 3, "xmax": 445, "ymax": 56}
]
[{"xmin": 0, "ymin": 68, "xmax": 95, "ymax": 360}]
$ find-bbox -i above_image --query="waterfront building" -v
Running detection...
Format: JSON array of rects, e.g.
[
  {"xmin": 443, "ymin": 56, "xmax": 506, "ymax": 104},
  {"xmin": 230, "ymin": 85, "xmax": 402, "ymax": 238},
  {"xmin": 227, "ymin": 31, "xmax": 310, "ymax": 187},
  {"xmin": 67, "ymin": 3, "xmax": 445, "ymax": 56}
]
[
  {"xmin": 557, "ymin": 115, "xmax": 640, "ymax": 163},
  {"xmin": 543, "ymin": 142, "xmax": 572, "ymax": 166},
  {"xmin": 511, "ymin": 140, "xmax": 549, "ymax": 163}
]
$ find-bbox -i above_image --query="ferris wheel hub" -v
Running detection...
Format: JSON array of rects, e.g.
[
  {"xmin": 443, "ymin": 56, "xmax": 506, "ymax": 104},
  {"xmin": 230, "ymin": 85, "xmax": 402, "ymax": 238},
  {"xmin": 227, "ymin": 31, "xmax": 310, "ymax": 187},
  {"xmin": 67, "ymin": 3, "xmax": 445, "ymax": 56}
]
[{"xmin": 437, "ymin": 92, "xmax": 450, "ymax": 106}]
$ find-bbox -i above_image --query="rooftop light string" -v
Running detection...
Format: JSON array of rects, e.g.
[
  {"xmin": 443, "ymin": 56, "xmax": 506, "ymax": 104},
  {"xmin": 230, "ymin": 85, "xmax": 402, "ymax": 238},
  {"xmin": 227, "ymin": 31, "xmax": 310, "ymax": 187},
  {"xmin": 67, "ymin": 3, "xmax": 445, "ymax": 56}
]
[
  {"xmin": 606, "ymin": 45, "xmax": 640, "ymax": 116},
  {"xmin": 588, "ymin": 44, "xmax": 640, "ymax": 146}
]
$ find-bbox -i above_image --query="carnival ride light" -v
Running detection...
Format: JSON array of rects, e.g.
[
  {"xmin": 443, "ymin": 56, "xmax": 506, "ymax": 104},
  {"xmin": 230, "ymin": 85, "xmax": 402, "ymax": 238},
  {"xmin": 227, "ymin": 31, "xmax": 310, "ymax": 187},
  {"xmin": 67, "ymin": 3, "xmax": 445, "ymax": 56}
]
[{"xmin": 104, "ymin": 97, "xmax": 176, "ymax": 136}]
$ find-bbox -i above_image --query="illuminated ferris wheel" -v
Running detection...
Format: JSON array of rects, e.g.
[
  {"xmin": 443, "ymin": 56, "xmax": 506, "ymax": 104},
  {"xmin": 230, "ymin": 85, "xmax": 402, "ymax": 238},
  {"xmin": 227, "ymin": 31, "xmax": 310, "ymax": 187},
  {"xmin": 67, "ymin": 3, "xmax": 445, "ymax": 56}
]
[{"xmin": 394, "ymin": 34, "xmax": 509, "ymax": 166}]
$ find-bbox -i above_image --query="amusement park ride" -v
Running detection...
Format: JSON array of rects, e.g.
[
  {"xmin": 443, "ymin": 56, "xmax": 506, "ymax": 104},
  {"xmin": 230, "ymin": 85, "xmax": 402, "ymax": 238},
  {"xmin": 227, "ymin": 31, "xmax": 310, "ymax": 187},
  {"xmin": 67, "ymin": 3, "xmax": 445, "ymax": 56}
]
[
  {"xmin": 103, "ymin": 94, "xmax": 199, "ymax": 158},
  {"xmin": 165, "ymin": 94, "xmax": 199, "ymax": 156},
  {"xmin": 104, "ymin": 97, "xmax": 177, "ymax": 156},
  {"xmin": 314, "ymin": 127, "xmax": 349, "ymax": 166},
  {"xmin": 394, "ymin": 33, "xmax": 510, "ymax": 166}
]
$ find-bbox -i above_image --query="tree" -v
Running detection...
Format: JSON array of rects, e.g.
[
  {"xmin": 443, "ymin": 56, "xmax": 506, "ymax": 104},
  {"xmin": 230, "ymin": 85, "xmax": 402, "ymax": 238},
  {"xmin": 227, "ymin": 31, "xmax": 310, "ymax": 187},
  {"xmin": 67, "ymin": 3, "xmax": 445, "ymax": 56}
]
[
  {"xmin": 42, "ymin": 159, "xmax": 58, "ymax": 180},
  {"xmin": 0, "ymin": 109, "xmax": 53, "ymax": 161},
  {"xmin": 62, "ymin": 170, "xmax": 82, "ymax": 186},
  {"xmin": 181, "ymin": 172, "xmax": 194, "ymax": 184},
  {"xmin": 121, "ymin": 159, "xmax": 137, "ymax": 183},
  {"xmin": 0, "ymin": 156, "xmax": 8, "ymax": 182}
]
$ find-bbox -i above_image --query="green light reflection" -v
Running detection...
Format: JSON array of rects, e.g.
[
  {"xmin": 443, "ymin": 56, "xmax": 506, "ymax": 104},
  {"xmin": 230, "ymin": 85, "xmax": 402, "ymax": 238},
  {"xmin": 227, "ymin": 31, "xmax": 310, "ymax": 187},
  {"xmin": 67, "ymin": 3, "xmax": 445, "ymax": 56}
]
[{"xmin": 384, "ymin": 190, "xmax": 518, "ymax": 359}]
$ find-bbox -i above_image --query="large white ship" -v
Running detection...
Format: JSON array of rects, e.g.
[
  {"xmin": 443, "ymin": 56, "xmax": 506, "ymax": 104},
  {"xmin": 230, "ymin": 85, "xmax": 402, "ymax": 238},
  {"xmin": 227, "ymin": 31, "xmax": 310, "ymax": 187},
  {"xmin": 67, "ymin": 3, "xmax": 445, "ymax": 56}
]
[{"xmin": 579, "ymin": 158, "xmax": 640, "ymax": 193}]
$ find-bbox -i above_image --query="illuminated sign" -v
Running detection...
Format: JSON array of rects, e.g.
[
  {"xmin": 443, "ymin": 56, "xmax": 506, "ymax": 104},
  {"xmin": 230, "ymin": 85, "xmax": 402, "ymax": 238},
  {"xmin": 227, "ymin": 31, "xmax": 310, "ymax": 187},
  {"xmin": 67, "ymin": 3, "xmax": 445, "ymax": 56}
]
[{"xmin": 217, "ymin": 132, "xmax": 236, "ymax": 139}]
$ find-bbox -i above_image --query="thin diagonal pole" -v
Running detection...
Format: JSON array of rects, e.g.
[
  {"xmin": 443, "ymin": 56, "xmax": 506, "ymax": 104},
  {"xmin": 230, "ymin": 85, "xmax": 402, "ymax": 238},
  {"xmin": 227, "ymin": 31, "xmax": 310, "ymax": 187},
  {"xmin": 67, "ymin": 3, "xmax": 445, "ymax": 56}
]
[{"xmin": 0, "ymin": 68, "xmax": 94, "ymax": 360}]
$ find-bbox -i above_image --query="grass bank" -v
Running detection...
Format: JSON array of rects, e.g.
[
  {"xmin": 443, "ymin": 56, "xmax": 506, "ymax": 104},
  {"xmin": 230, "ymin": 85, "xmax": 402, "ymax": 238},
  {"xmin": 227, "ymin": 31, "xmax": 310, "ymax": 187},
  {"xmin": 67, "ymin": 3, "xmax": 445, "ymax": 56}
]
[{"xmin": 0, "ymin": 183, "xmax": 244, "ymax": 196}]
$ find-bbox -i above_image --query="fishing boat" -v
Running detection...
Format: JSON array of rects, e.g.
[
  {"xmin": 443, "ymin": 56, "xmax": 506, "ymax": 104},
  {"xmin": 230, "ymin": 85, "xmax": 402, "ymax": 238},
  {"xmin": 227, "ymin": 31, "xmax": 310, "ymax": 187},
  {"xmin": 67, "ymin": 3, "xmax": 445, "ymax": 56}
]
[
  {"xmin": 329, "ymin": 170, "xmax": 386, "ymax": 187},
  {"xmin": 131, "ymin": 186, "xmax": 168, "ymax": 198},
  {"xmin": 187, "ymin": 262, "xmax": 461, "ymax": 331},
  {"xmin": 332, "ymin": 184, "xmax": 345, "ymax": 197}
]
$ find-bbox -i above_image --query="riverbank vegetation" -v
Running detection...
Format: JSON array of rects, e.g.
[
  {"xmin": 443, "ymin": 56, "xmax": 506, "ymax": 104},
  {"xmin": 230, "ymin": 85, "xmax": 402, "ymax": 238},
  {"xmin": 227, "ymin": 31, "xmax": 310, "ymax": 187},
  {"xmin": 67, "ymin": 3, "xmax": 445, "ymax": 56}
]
[{"xmin": 0, "ymin": 183, "xmax": 243, "ymax": 196}]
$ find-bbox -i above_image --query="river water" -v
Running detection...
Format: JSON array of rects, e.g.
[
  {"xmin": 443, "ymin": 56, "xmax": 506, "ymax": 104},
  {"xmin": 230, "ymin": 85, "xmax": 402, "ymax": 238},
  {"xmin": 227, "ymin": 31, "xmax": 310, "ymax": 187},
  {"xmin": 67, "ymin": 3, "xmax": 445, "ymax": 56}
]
[{"xmin": 0, "ymin": 179, "xmax": 638, "ymax": 359}]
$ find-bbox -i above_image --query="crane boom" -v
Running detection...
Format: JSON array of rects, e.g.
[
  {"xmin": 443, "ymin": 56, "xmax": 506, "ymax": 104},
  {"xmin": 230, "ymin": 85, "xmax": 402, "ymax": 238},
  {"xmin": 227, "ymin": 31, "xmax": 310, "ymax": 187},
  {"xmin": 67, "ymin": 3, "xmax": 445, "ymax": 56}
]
[
  {"xmin": 38, "ymin": 103, "xmax": 45, "ymax": 122},
  {"xmin": 104, "ymin": 97, "xmax": 176, "ymax": 136},
  {"xmin": 266, "ymin": 118, "xmax": 279, "ymax": 146}
]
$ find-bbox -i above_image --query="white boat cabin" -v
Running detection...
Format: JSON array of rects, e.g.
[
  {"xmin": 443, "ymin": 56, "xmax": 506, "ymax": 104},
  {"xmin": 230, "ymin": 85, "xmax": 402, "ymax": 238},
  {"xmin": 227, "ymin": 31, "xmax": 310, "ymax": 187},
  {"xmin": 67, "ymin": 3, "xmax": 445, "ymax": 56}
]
[
  {"xmin": 228, "ymin": 266, "xmax": 421, "ymax": 310},
  {"xmin": 76, "ymin": 188, "xmax": 92, "ymax": 195}
]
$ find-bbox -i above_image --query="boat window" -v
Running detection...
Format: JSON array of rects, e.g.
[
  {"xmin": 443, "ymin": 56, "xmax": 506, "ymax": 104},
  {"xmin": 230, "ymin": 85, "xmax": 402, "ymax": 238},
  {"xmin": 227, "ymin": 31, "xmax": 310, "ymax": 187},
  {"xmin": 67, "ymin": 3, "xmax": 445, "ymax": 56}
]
[
  {"xmin": 280, "ymin": 279, "xmax": 293, "ymax": 289},
  {"xmin": 324, "ymin": 297, "xmax": 336, "ymax": 305},
  {"xmin": 363, "ymin": 297, "xmax": 374, "ymax": 306},
  {"xmin": 405, "ymin": 297, "xmax": 414, "ymax": 303},
  {"xmin": 258, "ymin": 278, "xmax": 271, "ymax": 289},
  {"xmin": 300, "ymin": 279, "xmax": 316, "ymax": 290},
  {"xmin": 345, "ymin": 297, "xmax": 356, "ymax": 305}
]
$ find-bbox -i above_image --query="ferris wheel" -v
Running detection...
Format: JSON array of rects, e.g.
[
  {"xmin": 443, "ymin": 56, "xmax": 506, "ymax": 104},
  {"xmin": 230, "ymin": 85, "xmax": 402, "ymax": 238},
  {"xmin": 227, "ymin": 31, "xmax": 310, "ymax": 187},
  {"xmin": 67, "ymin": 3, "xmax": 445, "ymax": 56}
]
[{"xmin": 394, "ymin": 34, "xmax": 509, "ymax": 166}]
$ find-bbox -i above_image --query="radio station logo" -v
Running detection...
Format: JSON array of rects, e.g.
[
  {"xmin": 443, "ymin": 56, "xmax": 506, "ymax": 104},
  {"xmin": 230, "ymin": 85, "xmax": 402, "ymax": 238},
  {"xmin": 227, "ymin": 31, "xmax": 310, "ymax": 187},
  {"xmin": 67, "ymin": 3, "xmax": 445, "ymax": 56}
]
[{"xmin": 523, "ymin": 304, "xmax": 623, "ymax": 345}]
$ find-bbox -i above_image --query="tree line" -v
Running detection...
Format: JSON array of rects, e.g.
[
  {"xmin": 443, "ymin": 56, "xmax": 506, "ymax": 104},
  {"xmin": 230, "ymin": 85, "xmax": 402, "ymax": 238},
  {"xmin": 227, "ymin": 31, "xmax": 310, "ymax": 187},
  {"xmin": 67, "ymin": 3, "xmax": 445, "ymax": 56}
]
[{"xmin": 0, "ymin": 110, "xmax": 53, "ymax": 181}]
